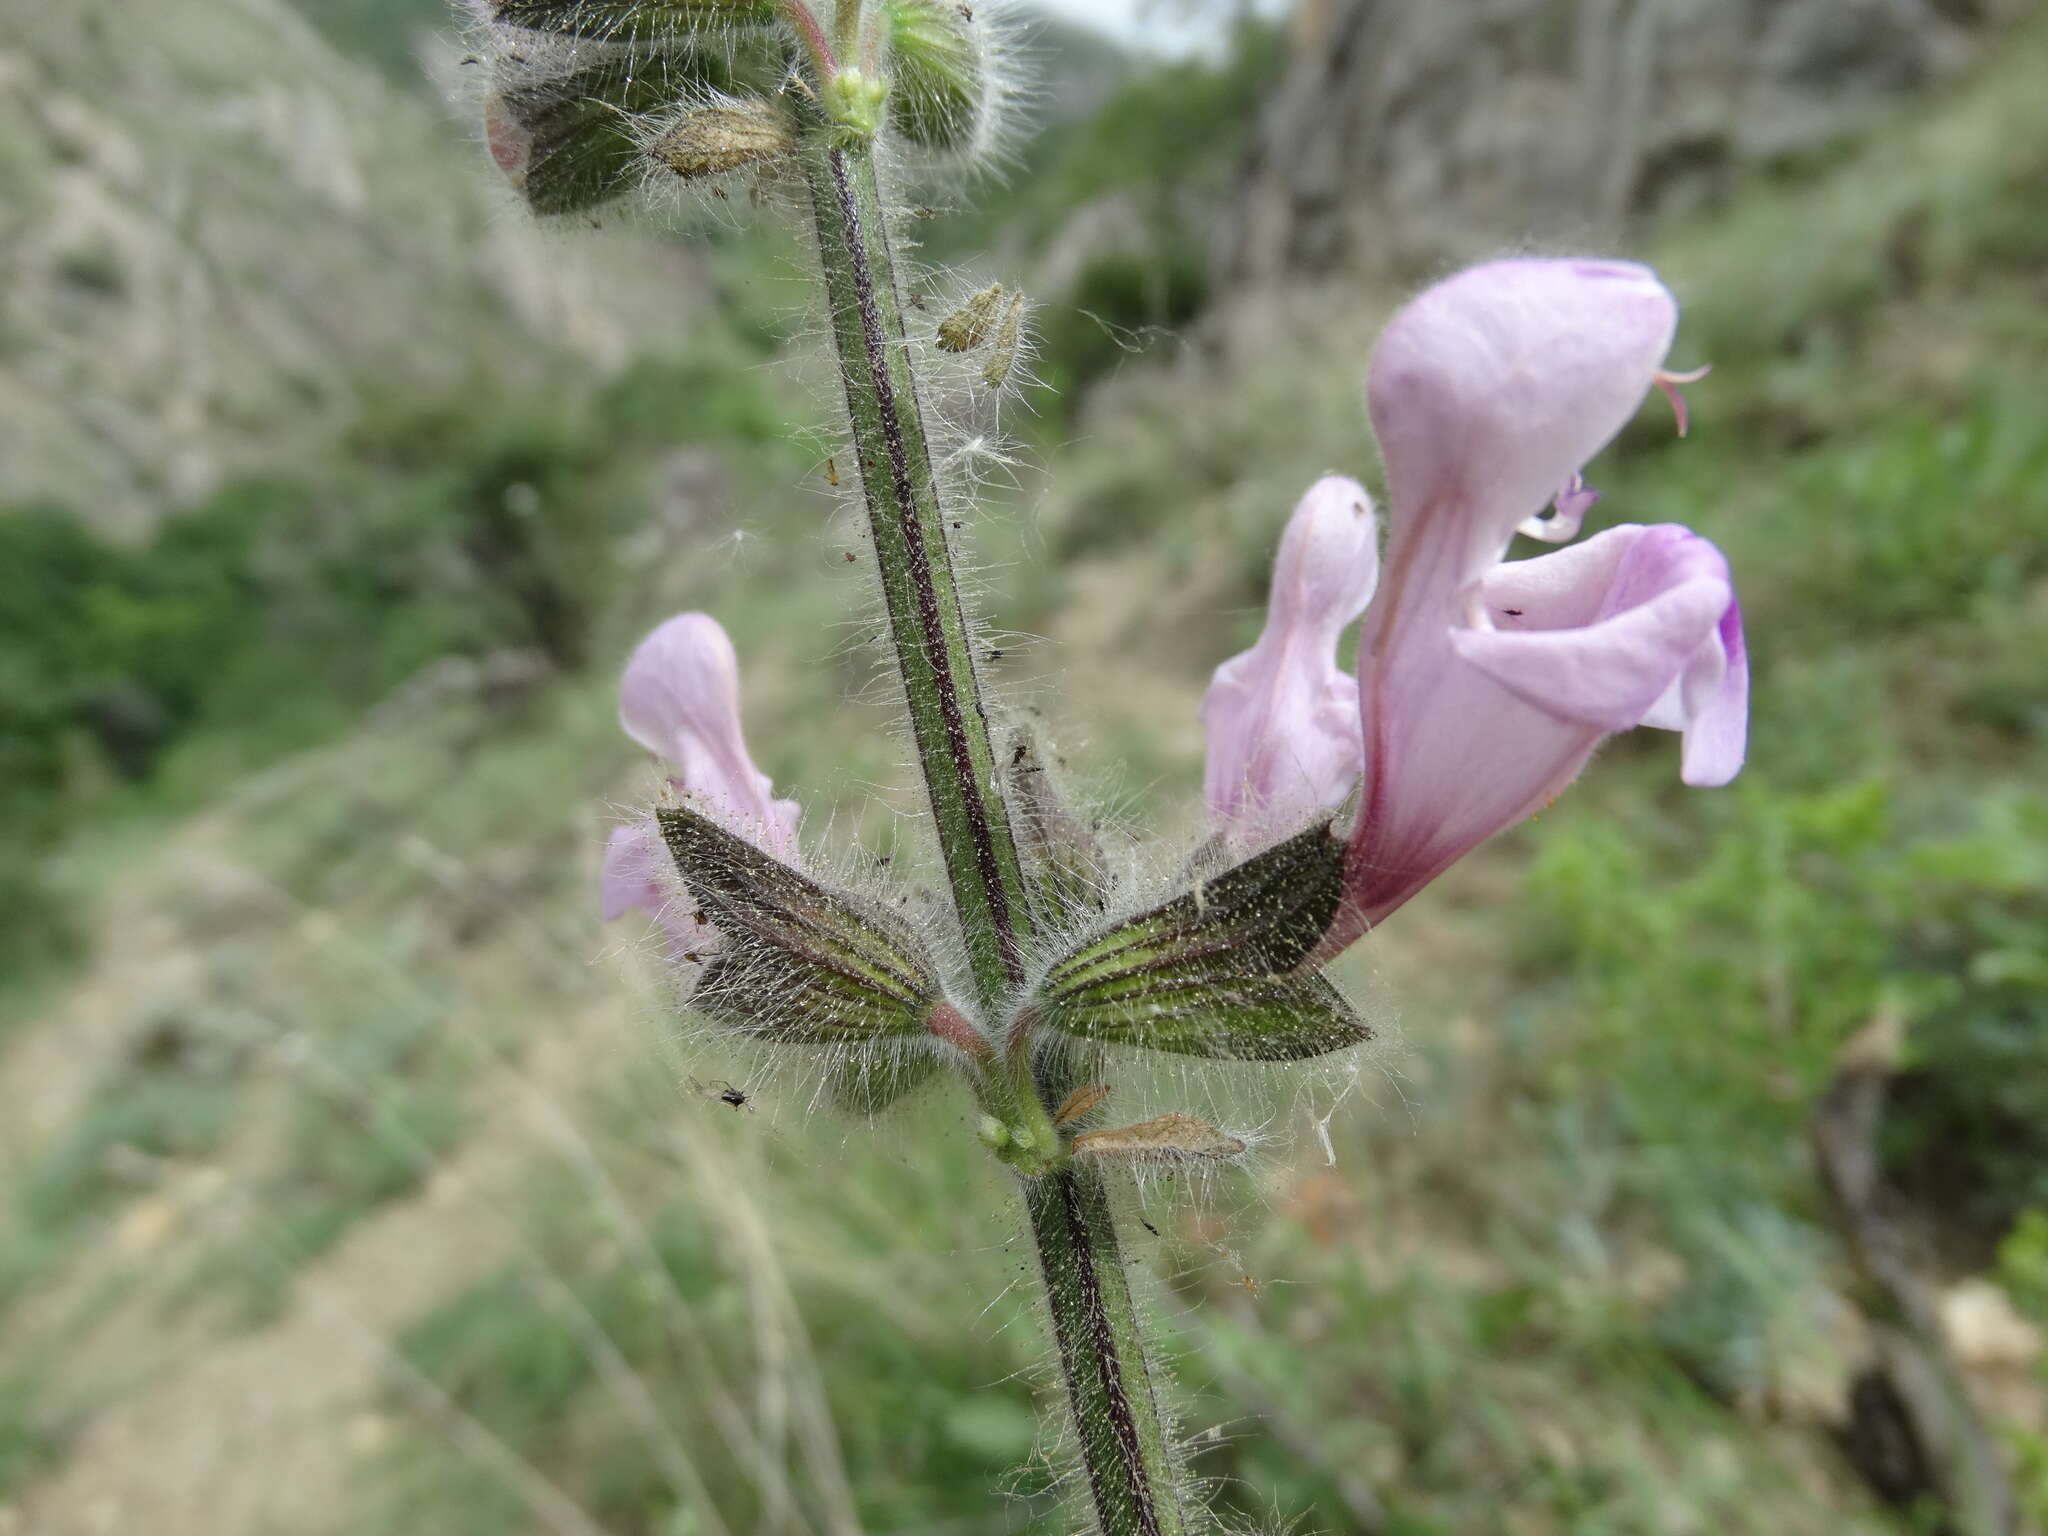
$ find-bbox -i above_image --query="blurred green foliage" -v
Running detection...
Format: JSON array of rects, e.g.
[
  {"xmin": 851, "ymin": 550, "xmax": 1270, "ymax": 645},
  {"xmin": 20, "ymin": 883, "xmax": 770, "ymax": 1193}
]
[{"xmin": 0, "ymin": 347, "xmax": 790, "ymax": 996}]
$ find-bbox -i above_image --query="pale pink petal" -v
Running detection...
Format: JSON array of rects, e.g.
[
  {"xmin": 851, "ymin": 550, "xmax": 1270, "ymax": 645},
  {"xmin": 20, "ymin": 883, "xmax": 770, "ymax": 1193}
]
[
  {"xmin": 1342, "ymin": 521, "xmax": 1745, "ymax": 932},
  {"xmin": 1466, "ymin": 523, "xmax": 1746, "ymax": 785},
  {"xmin": 1345, "ymin": 656, "xmax": 1599, "ymax": 929},
  {"xmin": 1452, "ymin": 524, "xmax": 1735, "ymax": 733},
  {"xmin": 1675, "ymin": 598, "xmax": 1747, "ymax": 787},
  {"xmin": 1201, "ymin": 476, "xmax": 1378, "ymax": 830},
  {"xmin": 1367, "ymin": 258, "xmax": 1677, "ymax": 576},
  {"xmin": 601, "ymin": 820, "xmax": 668, "ymax": 922},
  {"xmin": 601, "ymin": 819, "xmax": 717, "ymax": 962},
  {"xmin": 617, "ymin": 613, "xmax": 798, "ymax": 856}
]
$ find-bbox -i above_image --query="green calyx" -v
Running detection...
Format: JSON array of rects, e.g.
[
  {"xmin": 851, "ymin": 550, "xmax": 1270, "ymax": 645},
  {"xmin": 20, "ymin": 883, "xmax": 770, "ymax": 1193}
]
[
  {"xmin": 1021, "ymin": 821, "xmax": 1373, "ymax": 1062},
  {"xmin": 881, "ymin": 0, "xmax": 985, "ymax": 152},
  {"xmin": 483, "ymin": 45, "xmax": 758, "ymax": 216},
  {"xmin": 657, "ymin": 804, "xmax": 946, "ymax": 1044}
]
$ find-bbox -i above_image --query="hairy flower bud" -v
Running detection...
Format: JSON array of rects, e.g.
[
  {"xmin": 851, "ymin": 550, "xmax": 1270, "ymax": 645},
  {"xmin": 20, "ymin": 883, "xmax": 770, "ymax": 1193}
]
[
  {"xmin": 1003, "ymin": 729, "xmax": 1108, "ymax": 926},
  {"xmin": 981, "ymin": 292, "xmax": 1025, "ymax": 389},
  {"xmin": 486, "ymin": 53, "xmax": 733, "ymax": 215},
  {"xmin": 936, "ymin": 283, "xmax": 1004, "ymax": 352},
  {"xmin": 882, "ymin": 0, "xmax": 985, "ymax": 153},
  {"xmin": 649, "ymin": 100, "xmax": 794, "ymax": 179},
  {"xmin": 1071, "ymin": 1112, "xmax": 1245, "ymax": 1164}
]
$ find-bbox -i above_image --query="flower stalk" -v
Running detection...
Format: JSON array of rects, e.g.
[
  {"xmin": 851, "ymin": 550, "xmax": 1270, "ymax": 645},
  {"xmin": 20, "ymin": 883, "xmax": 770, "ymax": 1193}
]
[
  {"xmin": 795, "ymin": 89, "xmax": 1185, "ymax": 1536},
  {"xmin": 796, "ymin": 122, "xmax": 1032, "ymax": 1007}
]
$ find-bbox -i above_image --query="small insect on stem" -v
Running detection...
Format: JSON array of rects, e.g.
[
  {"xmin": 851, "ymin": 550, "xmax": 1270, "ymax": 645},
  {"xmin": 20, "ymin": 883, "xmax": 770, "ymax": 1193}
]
[
  {"xmin": 826, "ymin": 456, "xmax": 839, "ymax": 487},
  {"xmin": 689, "ymin": 1077, "xmax": 753, "ymax": 1112}
]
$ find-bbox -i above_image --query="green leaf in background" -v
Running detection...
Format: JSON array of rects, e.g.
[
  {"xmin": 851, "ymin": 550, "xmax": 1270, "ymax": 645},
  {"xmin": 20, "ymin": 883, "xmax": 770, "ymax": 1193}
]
[
  {"xmin": 1028, "ymin": 820, "xmax": 1367, "ymax": 1060},
  {"xmin": 657, "ymin": 804, "xmax": 948, "ymax": 1043}
]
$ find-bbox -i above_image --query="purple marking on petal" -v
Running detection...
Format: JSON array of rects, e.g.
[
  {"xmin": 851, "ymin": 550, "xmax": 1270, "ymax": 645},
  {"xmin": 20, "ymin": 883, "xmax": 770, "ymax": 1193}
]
[{"xmin": 1517, "ymin": 473, "xmax": 1601, "ymax": 544}]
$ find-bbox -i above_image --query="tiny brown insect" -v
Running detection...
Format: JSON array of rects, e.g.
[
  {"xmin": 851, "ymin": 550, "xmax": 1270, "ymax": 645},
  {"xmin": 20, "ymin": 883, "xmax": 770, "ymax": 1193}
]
[
  {"xmin": 717, "ymin": 1084, "xmax": 749, "ymax": 1110},
  {"xmin": 826, "ymin": 457, "xmax": 839, "ymax": 486},
  {"xmin": 1502, "ymin": 607, "xmax": 1524, "ymax": 617},
  {"xmin": 843, "ymin": 550, "xmax": 857, "ymax": 563}
]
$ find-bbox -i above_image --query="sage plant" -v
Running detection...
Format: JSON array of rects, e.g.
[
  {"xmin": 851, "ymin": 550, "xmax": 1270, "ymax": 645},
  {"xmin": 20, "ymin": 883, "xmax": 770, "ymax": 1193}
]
[{"xmin": 465, "ymin": 3, "xmax": 1749, "ymax": 1529}]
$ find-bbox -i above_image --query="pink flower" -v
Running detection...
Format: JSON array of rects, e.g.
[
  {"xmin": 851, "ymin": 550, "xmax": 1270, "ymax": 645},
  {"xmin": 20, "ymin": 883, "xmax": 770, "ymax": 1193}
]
[
  {"xmin": 1200, "ymin": 475, "xmax": 1379, "ymax": 832},
  {"xmin": 602, "ymin": 613, "xmax": 798, "ymax": 950},
  {"xmin": 1201, "ymin": 259, "xmax": 1747, "ymax": 944}
]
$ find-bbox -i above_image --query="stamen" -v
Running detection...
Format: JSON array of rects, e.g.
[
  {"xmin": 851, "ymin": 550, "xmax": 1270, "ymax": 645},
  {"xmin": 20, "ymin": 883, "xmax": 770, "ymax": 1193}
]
[
  {"xmin": 1516, "ymin": 472, "xmax": 1599, "ymax": 544},
  {"xmin": 1653, "ymin": 364, "xmax": 1711, "ymax": 437}
]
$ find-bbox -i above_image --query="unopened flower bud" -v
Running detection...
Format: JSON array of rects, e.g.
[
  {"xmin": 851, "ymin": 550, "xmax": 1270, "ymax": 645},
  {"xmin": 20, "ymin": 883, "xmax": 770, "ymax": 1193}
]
[
  {"xmin": 486, "ymin": 55, "xmax": 727, "ymax": 216},
  {"xmin": 981, "ymin": 291, "xmax": 1024, "ymax": 389},
  {"xmin": 936, "ymin": 283, "xmax": 1004, "ymax": 352},
  {"xmin": 649, "ymin": 101, "xmax": 793, "ymax": 179},
  {"xmin": 1070, "ymin": 1111, "xmax": 1245, "ymax": 1164},
  {"xmin": 883, "ymin": 0, "xmax": 986, "ymax": 153},
  {"xmin": 822, "ymin": 67, "xmax": 889, "ymax": 142}
]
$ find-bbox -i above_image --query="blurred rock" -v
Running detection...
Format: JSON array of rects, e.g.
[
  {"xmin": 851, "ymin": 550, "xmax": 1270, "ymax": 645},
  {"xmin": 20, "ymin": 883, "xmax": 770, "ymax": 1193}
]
[
  {"xmin": 1941, "ymin": 1278, "xmax": 2044, "ymax": 1371},
  {"xmin": 1223, "ymin": 0, "xmax": 2038, "ymax": 289},
  {"xmin": 0, "ymin": 0, "xmax": 704, "ymax": 537}
]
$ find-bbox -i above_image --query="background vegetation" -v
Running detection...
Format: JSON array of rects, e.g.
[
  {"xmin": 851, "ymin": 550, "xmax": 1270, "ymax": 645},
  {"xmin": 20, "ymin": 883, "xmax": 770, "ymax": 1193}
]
[{"xmin": 1, "ymin": 2, "xmax": 2044, "ymax": 1532}]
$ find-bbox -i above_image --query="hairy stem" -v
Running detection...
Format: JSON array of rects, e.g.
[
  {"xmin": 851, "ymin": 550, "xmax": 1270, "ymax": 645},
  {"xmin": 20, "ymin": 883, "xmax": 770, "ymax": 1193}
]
[
  {"xmin": 1025, "ymin": 1167, "xmax": 1187, "ymax": 1536},
  {"xmin": 798, "ymin": 112, "xmax": 1185, "ymax": 1536},
  {"xmin": 800, "ymin": 130, "xmax": 1030, "ymax": 1008}
]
